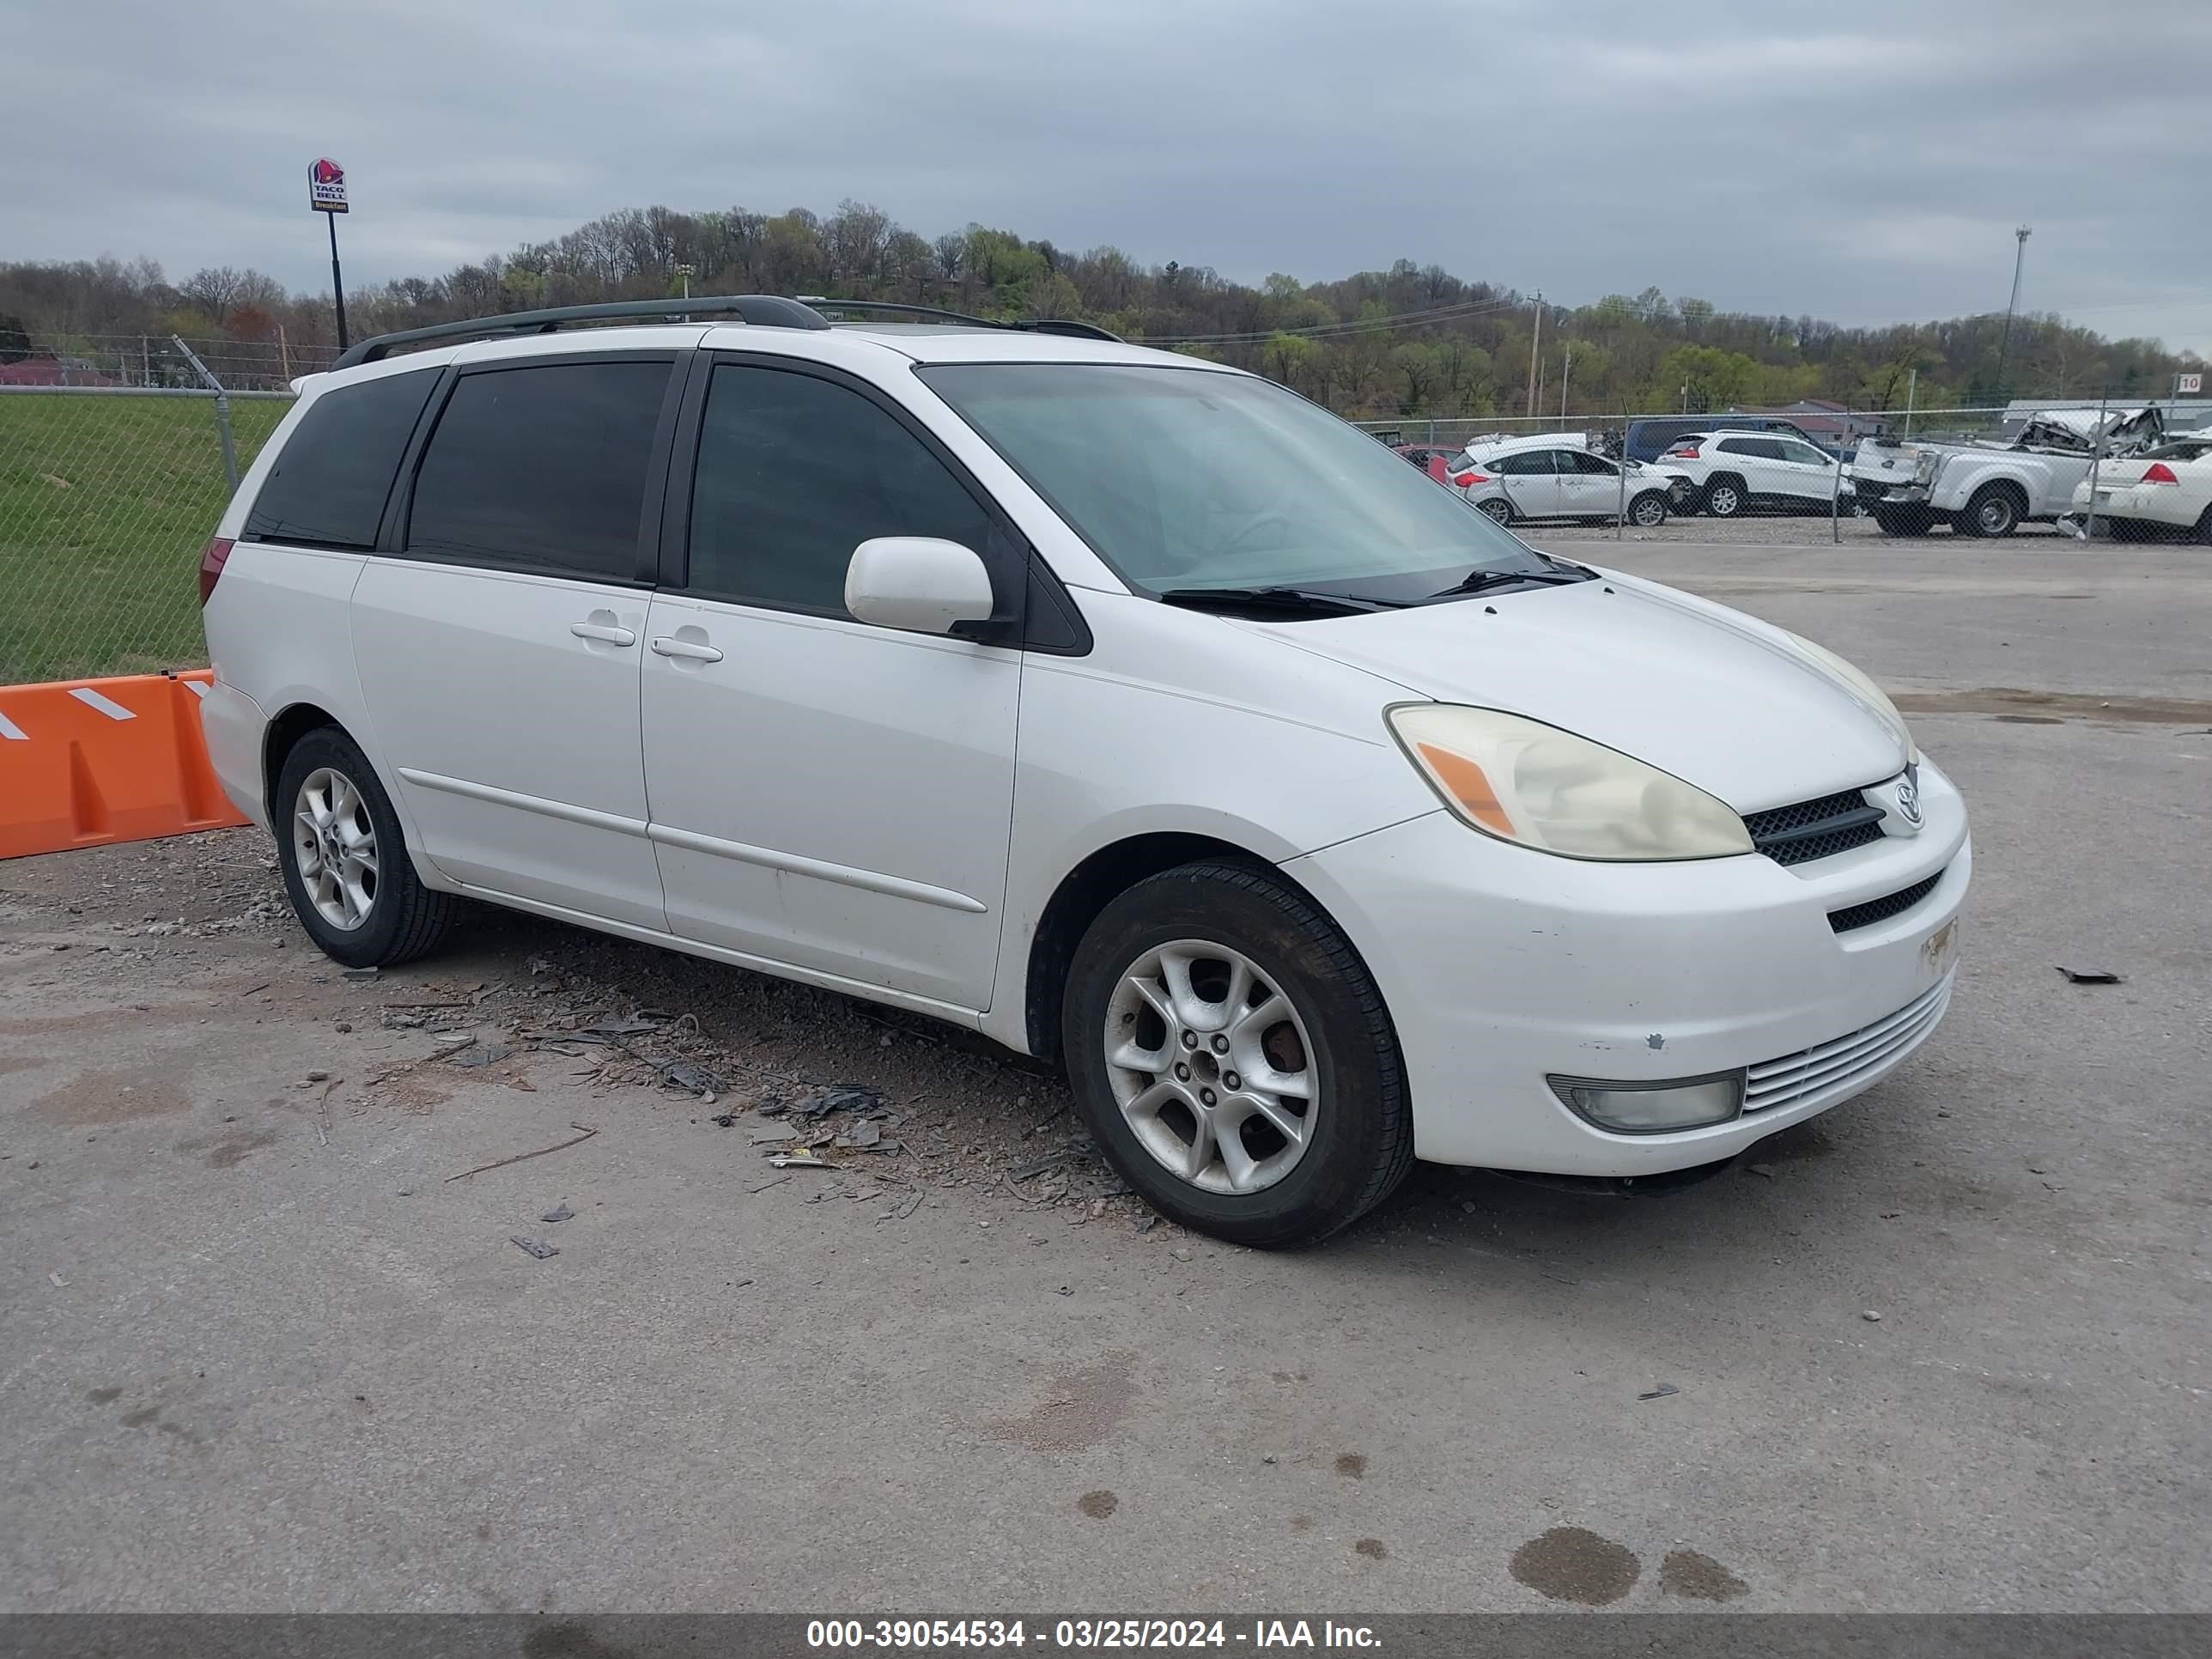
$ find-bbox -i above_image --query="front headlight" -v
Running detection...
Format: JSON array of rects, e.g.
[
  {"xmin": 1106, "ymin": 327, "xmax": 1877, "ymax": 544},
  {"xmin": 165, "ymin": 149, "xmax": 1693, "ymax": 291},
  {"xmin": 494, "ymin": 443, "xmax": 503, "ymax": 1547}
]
[
  {"xmin": 1784, "ymin": 632, "xmax": 1916, "ymax": 764},
  {"xmin": 1386, "ymin": 705, "xmax": 1753, "ymax": 861}
]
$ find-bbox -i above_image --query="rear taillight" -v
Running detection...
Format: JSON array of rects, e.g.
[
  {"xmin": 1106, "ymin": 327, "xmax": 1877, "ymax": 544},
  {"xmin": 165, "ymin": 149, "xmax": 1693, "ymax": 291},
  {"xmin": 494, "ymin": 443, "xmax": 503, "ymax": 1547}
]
[
  {"xmin": 1668, "ymin": 444, "xmax": 1701, "ymax": 459},
  {"xmin": 1452, "ymin": 471, "xmax": 1490, "ymax": 487},
  {"xmin": 198, "ymin": 537, "xmax": 234, "ymax": 605},
  {"xmin": 2142, "ymin": 462, "xmax": 2180, "ymax": 485}
]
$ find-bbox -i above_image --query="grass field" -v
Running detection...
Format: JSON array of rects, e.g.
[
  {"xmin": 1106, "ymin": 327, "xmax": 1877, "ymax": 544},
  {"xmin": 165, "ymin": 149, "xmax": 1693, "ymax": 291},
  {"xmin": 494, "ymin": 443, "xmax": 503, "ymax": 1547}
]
[{"xmin": 0, "ymin": 392, "xmax": 290, "ymax": 684}]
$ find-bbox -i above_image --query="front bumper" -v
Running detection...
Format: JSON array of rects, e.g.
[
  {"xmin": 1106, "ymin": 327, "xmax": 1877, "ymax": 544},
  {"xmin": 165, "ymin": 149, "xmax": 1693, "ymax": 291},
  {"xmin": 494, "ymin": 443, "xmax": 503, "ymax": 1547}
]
[{"xmin": 1287, "ymin": 758, "xmax": 1970, "ymax": 1176}]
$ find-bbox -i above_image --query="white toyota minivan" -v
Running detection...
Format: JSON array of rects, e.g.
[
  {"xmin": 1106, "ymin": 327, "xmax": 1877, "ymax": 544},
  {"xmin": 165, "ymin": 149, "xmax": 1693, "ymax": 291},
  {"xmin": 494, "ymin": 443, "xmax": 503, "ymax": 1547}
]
[{"xmin": 198, "ymin": 295, "xmax": 1968, "ymax": 1247}]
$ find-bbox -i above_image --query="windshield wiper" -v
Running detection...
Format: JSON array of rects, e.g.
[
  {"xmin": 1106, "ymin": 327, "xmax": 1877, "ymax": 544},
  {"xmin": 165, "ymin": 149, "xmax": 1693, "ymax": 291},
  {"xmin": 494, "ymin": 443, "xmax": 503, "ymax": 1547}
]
[
  {"xmin": 1429, "ymin": 566, "xmax": 1589, "ymax": 599},
  {"xmin": 1157, "ymin": 586, "xmax": 1405, "ymax": 617}
]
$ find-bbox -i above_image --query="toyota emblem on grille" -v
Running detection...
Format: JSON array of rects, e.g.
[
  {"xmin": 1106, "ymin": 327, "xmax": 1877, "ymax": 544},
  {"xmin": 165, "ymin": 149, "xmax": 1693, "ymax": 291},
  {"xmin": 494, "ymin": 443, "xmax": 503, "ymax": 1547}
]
[{"xmin": 1893, "ymin": 767, "xmax": 1922, "ymax": 828}]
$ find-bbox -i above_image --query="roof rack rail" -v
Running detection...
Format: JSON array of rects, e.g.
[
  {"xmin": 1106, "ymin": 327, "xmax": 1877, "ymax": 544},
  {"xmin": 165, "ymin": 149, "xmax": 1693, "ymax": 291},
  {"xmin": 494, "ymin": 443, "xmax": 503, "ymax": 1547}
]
[
  {"xmin": 330, "ymin": 295, "xmax": 830, "ymax": 370},
  {"xmin": 797, "ymin": 297, "xmax": 1124, "ymax": 344}
]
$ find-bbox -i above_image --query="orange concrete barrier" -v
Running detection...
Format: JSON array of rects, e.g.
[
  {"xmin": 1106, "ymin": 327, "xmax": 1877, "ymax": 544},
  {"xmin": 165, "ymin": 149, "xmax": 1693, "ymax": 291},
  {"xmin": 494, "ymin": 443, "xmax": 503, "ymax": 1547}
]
[{"xmin": 0, "ymin": 670, "xmax": 250, "ymax": 860}]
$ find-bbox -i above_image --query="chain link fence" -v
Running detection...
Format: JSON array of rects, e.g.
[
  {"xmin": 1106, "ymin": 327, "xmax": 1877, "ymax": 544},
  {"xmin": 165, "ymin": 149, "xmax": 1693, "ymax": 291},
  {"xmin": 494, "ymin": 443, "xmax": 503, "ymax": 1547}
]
[
  {"xmin": 5, "ymin": 375, "xmax": 2205, "ymax": 688},
  {"xmin": 0, "ymin": 386, "xmax": 292, "ymax": 684}
]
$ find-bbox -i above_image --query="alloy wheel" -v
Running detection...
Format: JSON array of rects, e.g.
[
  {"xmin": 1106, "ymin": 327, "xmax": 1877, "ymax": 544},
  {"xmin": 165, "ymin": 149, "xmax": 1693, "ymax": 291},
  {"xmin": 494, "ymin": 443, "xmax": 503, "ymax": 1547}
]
[
  {"xmin": 1103, "ymin": 940, "xmax": 1318, "ymax": 1195},
  {"xmin": 292, "ymin": 766, "xmax": 379, "ymax": 932}
]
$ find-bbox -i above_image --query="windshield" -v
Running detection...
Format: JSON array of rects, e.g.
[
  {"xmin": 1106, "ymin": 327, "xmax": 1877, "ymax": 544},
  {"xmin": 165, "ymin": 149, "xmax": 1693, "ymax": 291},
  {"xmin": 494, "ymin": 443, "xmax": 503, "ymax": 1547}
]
[{"xmin": 917, "ymin": 363, "xmax": 1553, "ymax": 604}]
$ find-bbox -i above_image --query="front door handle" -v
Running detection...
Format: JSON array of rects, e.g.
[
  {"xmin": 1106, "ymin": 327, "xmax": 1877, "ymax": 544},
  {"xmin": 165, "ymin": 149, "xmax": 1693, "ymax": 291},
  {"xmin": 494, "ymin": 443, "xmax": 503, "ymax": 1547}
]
[
  {"xmin": 651, "ymin": 635, "xmax": 724, "ymax": 664},
  {"xmin": 570, "ymin": 620, "xmax": 636, "ymax": 646}
]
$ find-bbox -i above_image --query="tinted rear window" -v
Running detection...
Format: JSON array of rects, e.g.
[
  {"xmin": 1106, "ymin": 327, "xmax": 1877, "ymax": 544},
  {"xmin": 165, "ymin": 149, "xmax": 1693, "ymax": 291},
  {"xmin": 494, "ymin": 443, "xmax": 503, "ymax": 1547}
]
[
  {"xmin": 406, "ymin": 360, "xmax": 672, "ymax": 580},
  {"xmin": 243, "ymin": 368, "xmax": 439, "ymax": 549}
]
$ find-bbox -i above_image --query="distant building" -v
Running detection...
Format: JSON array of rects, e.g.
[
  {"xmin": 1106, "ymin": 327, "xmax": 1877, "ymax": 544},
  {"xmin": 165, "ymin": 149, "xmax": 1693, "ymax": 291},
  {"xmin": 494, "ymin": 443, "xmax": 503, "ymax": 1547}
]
[
  {"xmin": 1729, "ymin": 398, "xmax": 1888, "ymax": 444},
  {"xmin": 0, "ymin": 355, "xmax": 108, "ymax": 386}
]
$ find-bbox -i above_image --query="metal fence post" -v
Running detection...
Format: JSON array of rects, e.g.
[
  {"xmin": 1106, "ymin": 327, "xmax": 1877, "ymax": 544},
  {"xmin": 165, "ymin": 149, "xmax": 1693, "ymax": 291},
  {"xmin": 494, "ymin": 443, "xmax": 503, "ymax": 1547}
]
[
  {"xmin": 1831, "ymin": 417, "xmax": 1846, "ymax": 545},
  {"xmin": 2083, "ymin": 387, "xmax": 2108, "ymax": 540},
  {"xmin": 172, "ymin": 335, "xmax": 238, "ymax": 493},
  {"xmin": 1615, "ymin": 412, "xmax": 1629, "ymax": 540}
]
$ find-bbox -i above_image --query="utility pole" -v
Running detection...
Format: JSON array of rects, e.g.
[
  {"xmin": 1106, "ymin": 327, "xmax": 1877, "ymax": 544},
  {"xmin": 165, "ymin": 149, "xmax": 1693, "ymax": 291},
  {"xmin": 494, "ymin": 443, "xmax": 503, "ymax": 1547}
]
[
  {"xmin": 1525, "ymin": 291, "xmax": 1542, "ymax": 419},
  {"xmin": 1559, "ymin": 345, "xmax": 1572, "ymax": 422},
  {"xmin": 1994, "ymin": 225, "xmax": 2031, "ymax": 403}
]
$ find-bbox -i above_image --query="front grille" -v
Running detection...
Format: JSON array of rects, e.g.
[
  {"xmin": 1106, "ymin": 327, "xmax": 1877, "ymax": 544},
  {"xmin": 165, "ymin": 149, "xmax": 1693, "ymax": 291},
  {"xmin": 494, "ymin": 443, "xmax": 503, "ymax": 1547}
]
[
  {"xmin": 1827, "ymin": 871, "xmax": 1942, "ymax": 934},
  {"xmin": 1746, "ymin": 977, "xmax": 1953, "ymax": 1114},
  {"xmin": 1742, "ymin": 787, "xmax": 1887, "ymax": 866}
]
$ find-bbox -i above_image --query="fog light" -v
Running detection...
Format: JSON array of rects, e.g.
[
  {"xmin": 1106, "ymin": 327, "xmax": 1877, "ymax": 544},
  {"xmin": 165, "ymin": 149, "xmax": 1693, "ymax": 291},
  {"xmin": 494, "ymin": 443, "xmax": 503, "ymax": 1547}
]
[{"xmin": 1547, "ymin": 1072, "xmax": 1746, "ymax": 1134}]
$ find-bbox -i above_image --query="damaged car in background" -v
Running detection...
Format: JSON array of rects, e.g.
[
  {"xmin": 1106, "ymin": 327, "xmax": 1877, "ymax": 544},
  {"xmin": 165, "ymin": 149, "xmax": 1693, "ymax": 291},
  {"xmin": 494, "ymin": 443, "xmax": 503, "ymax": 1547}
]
[{"xmin": 1848, "ymin": 405, "xmax": 2169, "ymax": 538}]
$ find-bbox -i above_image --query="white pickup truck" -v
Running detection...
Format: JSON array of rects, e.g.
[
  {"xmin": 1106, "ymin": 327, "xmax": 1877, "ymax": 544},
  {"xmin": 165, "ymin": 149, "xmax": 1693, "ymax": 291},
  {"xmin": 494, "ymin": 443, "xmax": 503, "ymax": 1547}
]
[{"xmin": 1848, "ymin": 407, "xmax": 2166, "ymax": 538}]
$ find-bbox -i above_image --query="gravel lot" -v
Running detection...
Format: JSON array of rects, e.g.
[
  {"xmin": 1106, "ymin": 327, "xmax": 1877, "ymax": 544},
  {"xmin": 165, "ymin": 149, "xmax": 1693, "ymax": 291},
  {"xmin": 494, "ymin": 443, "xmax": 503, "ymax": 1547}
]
[{"xmin": 3, "ymin": 537, "xmax": 2207, "ymax": 1613}]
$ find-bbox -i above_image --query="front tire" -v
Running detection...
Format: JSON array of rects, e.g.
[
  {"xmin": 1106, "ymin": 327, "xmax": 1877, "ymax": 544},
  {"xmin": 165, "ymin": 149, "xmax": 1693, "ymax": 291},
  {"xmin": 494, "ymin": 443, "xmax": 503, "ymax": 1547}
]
[
  {"xmin": 1062, "ymin": 861, "xmax": 1413, "ymax": 1249},
  {"xmin": 275, "ymin": 727, "xmax": 458, "ymax": 969},
  {"xmin": 1629, "ymin": 490, "xmax": 1669, "ymax": 528}
]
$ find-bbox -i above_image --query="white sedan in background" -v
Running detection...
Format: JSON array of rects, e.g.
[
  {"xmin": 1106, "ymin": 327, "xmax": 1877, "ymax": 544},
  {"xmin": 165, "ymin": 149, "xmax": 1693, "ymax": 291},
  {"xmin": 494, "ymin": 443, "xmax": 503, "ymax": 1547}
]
[
  {"xmin": 1659, "ymin": 430, "xmax": 1844, "ymax": 518},
  {"xmin": 1449, "ymin": 436, "xmax": 1691, "ymax": 528},
  {"xmin": 2069, "ymin": 434, "xmax": 2212, "ymax": 542}
]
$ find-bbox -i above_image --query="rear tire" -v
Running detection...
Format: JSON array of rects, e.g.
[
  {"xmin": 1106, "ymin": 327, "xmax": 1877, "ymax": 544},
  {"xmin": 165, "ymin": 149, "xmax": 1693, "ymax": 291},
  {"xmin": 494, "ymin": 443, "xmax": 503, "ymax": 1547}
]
[
  {"xmin": 2195, "ymin": 507, "xmax": 2212, "ymax": 547},
  {"xmin": 1960, "ymin": 483, "xmax": 2024, "ymax": 538},
  {"xmin": 274, "ymin": 727, "xmax": 458, "ymax": 969},
  {"xmin": 1874, "ymin": 504, "xmax": 1934, "ymax": 536},
  {"xmin": 1061, "ymin": 861, "xmax": 1413, "ymax": 1249},
  {"xmin": 1475, "ymin": 496, "xmax": 1515, "ymax": 526},
  {"xmin": 1702, "ymin": 476, "xmax": 1747, "ymax": 519}
]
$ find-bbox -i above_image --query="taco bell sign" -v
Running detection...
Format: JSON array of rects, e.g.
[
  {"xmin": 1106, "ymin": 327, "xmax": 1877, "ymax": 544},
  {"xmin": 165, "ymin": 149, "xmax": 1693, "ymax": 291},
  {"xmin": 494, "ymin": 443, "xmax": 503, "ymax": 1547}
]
[{"xmin": 308, "ymin": 157, "xmax": 349, "ymax": 214}]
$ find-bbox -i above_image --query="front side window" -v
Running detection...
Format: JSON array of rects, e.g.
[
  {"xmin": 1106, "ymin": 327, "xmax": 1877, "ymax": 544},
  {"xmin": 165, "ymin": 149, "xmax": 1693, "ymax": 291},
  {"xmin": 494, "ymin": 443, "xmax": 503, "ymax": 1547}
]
[
  {"xmin": 244, "ymin": 368, "xmax": 440, "ymax": 550},
  {"xmin": 688, "ymin": 363, "xmax": 994, "ymax": 616},
  {"xmin": 1781, "ymin": 441, "xmax": 1832, "ymax": 467},
  {"xmin": 1494, "ymin": 449, "xmax": 1558, "ymax": 477},
  {"xmin": 407, "ymin": 360, "xmax": 672, "ymax": 579},
  {"xmin": 921, "ymin": 363, "xmax": 1550, "ymax": 604},
  {"xmin": 1568, "ymin": 450, "xmax": 1619, "ymax": 476}
]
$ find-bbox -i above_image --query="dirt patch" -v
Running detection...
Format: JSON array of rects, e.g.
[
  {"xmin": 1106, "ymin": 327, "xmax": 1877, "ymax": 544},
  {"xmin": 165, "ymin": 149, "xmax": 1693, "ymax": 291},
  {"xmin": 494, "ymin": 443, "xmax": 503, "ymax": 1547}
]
[
  {"xmin": 1510, "ymin": 1526, "xmax": 1643, "ymax": 1606},
  {"xmin": 27, "ymin": 1067, "xmax": 191, "ymax": 1127},
  {"xmin": 0, "ymin": 1006, "xmax": 192, "ymax": 1037},
  {"xmin": 1334, "ymin": 1452, "xmax": 1367, "ymax": 1479},
  {"xmin": 1077, "ymin": 1490, "xmax": 1118, "ymax": 1519},
  {"xmin": 1353, "ymin": 1538, "xmax": 1388, "ymax": 1559},
  {"xmin": 1660, "ymin": 1547, "xmax": 1749, "ymax": 1601},
  {"xmin": 988, "ymin": 1352, "xmax": 1138, "ymax": 1453},
  {"xmin": 0, "ymin": 1056, "xmax": 49, "ymax": 1077},
  {"xmin": 1893, "ymin": 688, "xmax": 2212, "ymax": 726},
  {"xmin": 179, "ymin": 1127, "xmax": 284, "ymax": 1170}
]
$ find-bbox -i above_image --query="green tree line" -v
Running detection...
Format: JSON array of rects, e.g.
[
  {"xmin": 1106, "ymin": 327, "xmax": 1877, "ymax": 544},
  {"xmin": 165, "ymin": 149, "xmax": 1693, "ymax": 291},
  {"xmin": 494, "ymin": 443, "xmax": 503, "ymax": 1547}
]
[{"xmin": 3, "ymin": 199, "xmax": 2200, "ymax": 410}]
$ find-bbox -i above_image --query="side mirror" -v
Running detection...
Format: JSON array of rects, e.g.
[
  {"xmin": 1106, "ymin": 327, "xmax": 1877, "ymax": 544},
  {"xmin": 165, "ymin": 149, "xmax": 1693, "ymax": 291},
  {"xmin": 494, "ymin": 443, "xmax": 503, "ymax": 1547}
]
[{"xmin": 844, "ymin": 538, "xmax": 995, "ymax": 635}]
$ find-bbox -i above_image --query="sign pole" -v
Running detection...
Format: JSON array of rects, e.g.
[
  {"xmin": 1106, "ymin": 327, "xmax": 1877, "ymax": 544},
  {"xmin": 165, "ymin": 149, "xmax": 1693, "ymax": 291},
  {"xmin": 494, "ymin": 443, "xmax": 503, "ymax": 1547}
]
[
  {"xmin": 308, "ymin": 157, "xmax": 352, "ymax": 353},
  {"xmin": 327, "ymin": 210, "xmax": 349, "ymax": 351}
]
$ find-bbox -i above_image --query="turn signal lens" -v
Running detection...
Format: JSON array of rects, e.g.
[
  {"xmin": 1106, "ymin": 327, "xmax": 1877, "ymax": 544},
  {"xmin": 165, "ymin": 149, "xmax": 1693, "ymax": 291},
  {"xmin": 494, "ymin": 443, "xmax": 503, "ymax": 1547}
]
[
  {"xmin": 1386, "ymin": 705, "xmax": 1753, "ymax": 861},
  {"xmin": 1548, "ymin": 1073, "xmax": 1746, "ymax": 1133}
]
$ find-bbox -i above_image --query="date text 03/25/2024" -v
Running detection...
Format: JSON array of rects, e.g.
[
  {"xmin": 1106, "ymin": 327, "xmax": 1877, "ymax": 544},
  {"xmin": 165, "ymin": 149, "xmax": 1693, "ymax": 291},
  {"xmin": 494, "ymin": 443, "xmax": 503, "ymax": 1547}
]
[{"xmin": 805, "ymin": 1620, "xmax": 1381, "ymax": 1650}]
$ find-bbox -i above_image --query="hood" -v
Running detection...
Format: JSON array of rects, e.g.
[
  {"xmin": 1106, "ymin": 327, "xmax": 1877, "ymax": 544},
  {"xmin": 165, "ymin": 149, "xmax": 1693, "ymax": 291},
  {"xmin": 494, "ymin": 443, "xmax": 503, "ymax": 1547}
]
[{"xmin": 1253, "ymin": 573, "xmax": 1907, "ymax": 811}]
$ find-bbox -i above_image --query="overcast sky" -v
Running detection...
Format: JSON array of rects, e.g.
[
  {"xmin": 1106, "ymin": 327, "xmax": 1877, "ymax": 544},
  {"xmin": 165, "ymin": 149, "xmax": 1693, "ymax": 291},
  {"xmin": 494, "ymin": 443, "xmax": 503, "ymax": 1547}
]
[{"xmin": 8, "ymin": 0, "xmax": 2208, "ymax": 353}]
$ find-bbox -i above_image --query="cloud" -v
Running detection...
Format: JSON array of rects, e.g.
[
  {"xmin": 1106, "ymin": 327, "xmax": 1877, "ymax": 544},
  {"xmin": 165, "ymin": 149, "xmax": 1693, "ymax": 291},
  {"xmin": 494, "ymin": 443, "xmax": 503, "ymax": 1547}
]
[{"xmin": 3, "ymin": 0, "xmax": 2206, "ymax": 351}]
